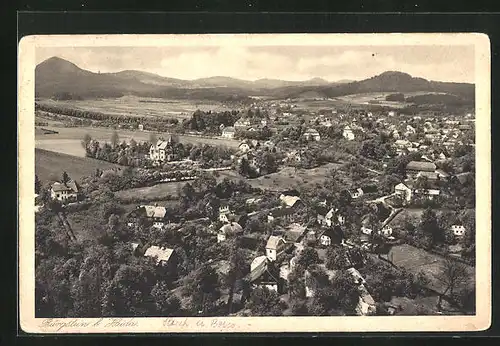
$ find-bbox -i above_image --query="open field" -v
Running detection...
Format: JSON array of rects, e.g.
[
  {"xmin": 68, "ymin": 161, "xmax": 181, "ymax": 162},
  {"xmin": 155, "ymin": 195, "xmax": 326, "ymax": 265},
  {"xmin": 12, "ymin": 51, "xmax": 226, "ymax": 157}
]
[
  {"xmin": 37, "ymin": 96, "xmax": 234, "ymax": 119},
  {"xmin": 218, "ymin": 163, "xmax": 343, "ymax": 192},
  {"xmin": 335, "ymin": 91, "xmax": 452, "ymax": 108},
  {"xmin": 35, "ymin": 148, "xmax": 122, "ymax": 182},
  {"xmin": 35, "ymin": 126, "xmax": 240, "ymax": 157},
  {"xmin": 388, "ymin": 244, "xmax": 475, "ymax": 293},
  {"xmin": 115, "ymin": 182, "xmax": 187, "ymax": 203}
]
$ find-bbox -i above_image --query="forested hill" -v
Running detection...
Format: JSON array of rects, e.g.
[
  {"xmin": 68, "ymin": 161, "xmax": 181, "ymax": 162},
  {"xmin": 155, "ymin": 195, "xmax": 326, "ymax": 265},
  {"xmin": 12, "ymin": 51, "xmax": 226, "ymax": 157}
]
[{"xmin": 36, "ymin": 57, "xmax": 474, "ymax": 105}]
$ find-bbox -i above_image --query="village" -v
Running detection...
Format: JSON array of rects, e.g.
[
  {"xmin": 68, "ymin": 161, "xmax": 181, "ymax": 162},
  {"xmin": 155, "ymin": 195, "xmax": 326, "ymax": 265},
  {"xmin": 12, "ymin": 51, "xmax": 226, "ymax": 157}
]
[{"xmin": 35, "ymin": 99, "xmax": 476, "ymax": 318}]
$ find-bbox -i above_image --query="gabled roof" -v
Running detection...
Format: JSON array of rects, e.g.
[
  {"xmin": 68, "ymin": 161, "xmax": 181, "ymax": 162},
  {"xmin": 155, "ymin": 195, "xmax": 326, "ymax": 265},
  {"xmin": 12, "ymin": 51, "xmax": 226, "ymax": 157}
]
[
  {"xmin": 416, "ymin": 171, "xmax": 440, "ymax": 180},
  {"xmin": 279, "ymin": 194, "xmax": 302, "ymax": 207},
  {"xmin": 51, "ymin": 180, "xmax": 79, "ymax": 193},
  {"xmin": 251, "ymin": 255, "xmax": 268, "ymax": 271},
  {"xmin": 248, "ymin": 258, "xmax": 279, "ymax": 283},
  {"xmin": 406, "ymin": 161, "xmax": 437, "ymax": 172},
  {"xmin": 395, "ymin": 182, "xmax": 410, "ymax": 190},
  {"xmin": 219, "ymin": 222, "xmax": 243, "ymax": 235},
  {"xmin": 454, "ymin": 172, "xmax": 473, "ymax": 184},
  {"xmin": 156, "ymin": 140, "xmax": 169, "ymax": 150},
  {"xmin": 304, "ymin": 128, "xmax": 320, "ymax": 135},
  {"xmin": 321, "ymin": 225, "xmax": 344, "ymax": 240},
  {"xmin": 266, "ymin": 235, "xmax": 285, "ymax": 250},
  {"xmin": 143, "ymin": 245, "xmax": 174, "ymax": 264},
  {"xmin": 269, "ymin": 207, "xmax": 294, "ymax": 218},
  {"xmin": 141, "ymin": 205, "xmax": 167, "ymax": 219},
  {"xmin": 285, "ymin": 223, "xmax": 307, "ymax": 242}
]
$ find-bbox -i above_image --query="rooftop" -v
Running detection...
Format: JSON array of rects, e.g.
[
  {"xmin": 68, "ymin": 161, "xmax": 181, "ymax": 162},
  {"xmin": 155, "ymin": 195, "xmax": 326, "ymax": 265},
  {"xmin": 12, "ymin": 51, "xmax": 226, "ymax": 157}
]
[
  {"xmin": 143, "ymin": 245, "xmax": 174, "ymax": 264},
  {"xmin": 406, "ymin": 161, "xmax": 437, "ymax": 172}
]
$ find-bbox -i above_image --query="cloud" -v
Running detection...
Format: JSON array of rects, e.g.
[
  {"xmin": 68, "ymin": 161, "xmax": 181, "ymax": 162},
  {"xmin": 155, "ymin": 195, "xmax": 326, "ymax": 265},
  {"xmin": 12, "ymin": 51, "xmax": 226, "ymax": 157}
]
[{"xmin": 36, "ymin": 45, "xmax": 475, "ymax": 83}]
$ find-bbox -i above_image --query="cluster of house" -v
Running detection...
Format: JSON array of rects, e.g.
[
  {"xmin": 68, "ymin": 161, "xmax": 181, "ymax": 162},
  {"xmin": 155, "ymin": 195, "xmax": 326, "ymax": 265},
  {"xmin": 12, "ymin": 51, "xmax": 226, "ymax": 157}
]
[
  {"xmin": 220, "ymin": 115, "xmax": 274, "ymax": 139},
  {"xmin": 390, "ymin": 118, "xmax": 473, "ymax": 156},
  {"xmin": 211, "ymin": 190, "xmax": 378, "ymax": 315}
]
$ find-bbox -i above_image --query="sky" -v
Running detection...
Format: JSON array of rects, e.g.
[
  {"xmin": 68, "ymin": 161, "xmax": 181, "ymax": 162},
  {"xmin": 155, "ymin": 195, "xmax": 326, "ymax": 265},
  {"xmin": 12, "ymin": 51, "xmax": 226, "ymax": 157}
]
[{"xmin": 36, "ymin": 45, "xmax": 475, "ymax": 83}]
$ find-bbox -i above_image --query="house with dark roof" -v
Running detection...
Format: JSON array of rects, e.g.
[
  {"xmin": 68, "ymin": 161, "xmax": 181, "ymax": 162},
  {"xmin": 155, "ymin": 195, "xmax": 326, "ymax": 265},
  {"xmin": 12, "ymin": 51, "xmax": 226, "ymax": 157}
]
[
  {"xmin": 283, "ymin": 223, "xmax": 307, "ymax": 243},
  {"xmin": 50, "ymin": 180, "xmax": 79, "ymax": 202},
  {"xmin": 319, "ymin": 225, "xmax": 345, "ymax": 247},
  {"xmin": 406, "ymin": 161, "xmax": 437, "ymax": 178},
  {"xmin": 247, "ymin": 256, "xmax": 282, "ymax": 293}
]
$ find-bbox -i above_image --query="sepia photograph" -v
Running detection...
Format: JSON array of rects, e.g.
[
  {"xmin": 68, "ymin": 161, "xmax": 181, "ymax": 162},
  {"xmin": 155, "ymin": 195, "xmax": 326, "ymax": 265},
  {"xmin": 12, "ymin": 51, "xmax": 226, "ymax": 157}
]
[{"xmin": 18, "ymin": 33, "xmax": 491, "ymax": 333}]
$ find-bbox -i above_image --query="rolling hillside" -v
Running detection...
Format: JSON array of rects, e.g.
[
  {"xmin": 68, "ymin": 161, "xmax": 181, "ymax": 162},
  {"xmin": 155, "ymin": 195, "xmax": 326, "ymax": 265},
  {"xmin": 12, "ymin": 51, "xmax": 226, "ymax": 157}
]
[
  {"xmin": 35, "ymin": 57, "xmax": 474, "ymax": 106},
  {"xmin": 272, "ymin": 71, "xmax": 474, "ymax": 103}
]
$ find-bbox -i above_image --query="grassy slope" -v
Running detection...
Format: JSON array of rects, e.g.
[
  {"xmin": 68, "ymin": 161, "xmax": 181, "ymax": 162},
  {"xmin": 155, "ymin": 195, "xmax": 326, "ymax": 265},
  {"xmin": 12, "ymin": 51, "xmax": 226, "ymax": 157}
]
[{"xmin": 35, "ymin": 148, "xmax": 122, "ymax": 183}]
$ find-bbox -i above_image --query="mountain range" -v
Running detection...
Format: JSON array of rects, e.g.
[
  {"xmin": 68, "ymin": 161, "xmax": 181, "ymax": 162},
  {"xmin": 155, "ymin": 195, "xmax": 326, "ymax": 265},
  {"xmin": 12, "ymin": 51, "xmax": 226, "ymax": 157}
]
[{"xmin": 35, "ymin": 56, "xmax": 474, "ymax": 104}]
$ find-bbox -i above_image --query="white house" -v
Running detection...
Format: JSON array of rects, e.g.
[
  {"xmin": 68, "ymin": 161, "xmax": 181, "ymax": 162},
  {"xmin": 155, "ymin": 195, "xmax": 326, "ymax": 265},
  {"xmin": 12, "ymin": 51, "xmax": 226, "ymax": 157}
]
[
  {"xmin": 414, "ymin": 188, "xmax": 440, "ymax": 200},
  {"xmin": 303, "ymin": 128, "xmax": 321, "ymax": 141},
  {"xmin": 144, "ymin": 245, "xmax": 174, "ymax": 265},
  {"xmin": 149, "ymin": 139, "xmax": 171, "ymax": 163},
  {"xmin": 379, "ymin": 226, "xmax": 394, "ymax": 239},
  {"xmin": 142, "ymin": 205, "xmax": 167, "ymax": 229},
  {"xmin": 219, "ymin": 206, "xmax": 232, "ymax": 223},
  {"xmin": 349, "ymin": 188, "xmax": 364, "ymax": 199},
  {"xmin": 451, "ymin": 225, "xmax": 466, "ymax": 237},
  {"xmin": 266, "ymin": 235, "xmax": 287, "ymax": 262},
  {"xmin": 217, "ymin": 222, "xmax": 243, "ymax": 243},
  {"xmin": 221, "ymin": 126, "xmax": 236, "ymax": 139},
  {"xmin": 50, "ymin": 180, "xmax": 79, "ymax": 202},
  {"xmin": 238, "ymin": 142, "xmax": 251, "ymax": 153},
  {"xmin": 343, "ymin": 125, "xmax": 355, "ymax": 140},
  {"xmin": 394, "ymin": 183, "xmax": 413, "ymax": 203},
  {"xmin": 234, "ymin": 117, "xmax": 251, "ymax": 130},
  {"xmin": 361, "ymin": 226, "xmax": 373, "ymax": 235}
]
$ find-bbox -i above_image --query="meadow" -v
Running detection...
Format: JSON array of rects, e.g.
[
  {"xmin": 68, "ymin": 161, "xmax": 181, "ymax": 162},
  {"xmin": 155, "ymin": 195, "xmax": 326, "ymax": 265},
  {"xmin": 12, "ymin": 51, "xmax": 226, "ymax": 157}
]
[
  {"xmin": 388, "ymin": 244, "xmax": 475, "ymax": 293},
  {"xmin": 35, "ymin": 125, "xmax": 240, "ymax": 158},
  {"xmin": 35, "ymin": 148, "xmax": 123, "ymax": 183},
  {"xmin": 36, "ymin": 96, "xmax": 234, "ymax": 120},
  {"xmin": 218, "ymin": 162, "xmax": 343, "ymax": 192}
]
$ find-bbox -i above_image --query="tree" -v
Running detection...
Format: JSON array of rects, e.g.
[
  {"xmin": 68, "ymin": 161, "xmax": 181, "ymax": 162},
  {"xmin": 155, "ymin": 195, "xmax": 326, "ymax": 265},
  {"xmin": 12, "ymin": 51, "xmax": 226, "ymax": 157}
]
[
  {"xmin": 222, "ymin": 245, "xmax": 247, "ymax": 314},
  {"xmin": 436, "ymin": 258, "xmax": 469, "ymax": 310},
  {"xmin": 246, "ymin": 287, "xmax": 284, "ymax": 316},
  {"xmin": 81, "ymin": 133, "xmax": 92, "ymax": 152},
  {"xmin": 149, "ymin": 133, "xmax": 158, "ymax": 146},
  {"xmin": 296, "ymin": 247, "xmax": 321, "ymax": 269},
  {"xmin": 419, "ymin": 207, "xmax": 442, "ymax": 246},
  {"xmin": 325, "ymin": 246, "xmax": 349, "ymax": 270},
  {"xmin": 102, "ymin": 262, "xmax": 157, "ymax": 317},
  {"xmin": 287, "ymin": 265, "xmax": 306, "ymax": 299},
  {"xmin": 129, "ymin": 138, "xmax": 137, "ymax": 150},
  {"xmin": 111, "ymin": 131, "xmax": 120, "ymax": 149},
  {"xmin": 35, "ymin": 174, "xmax": 41, "ymax": 194},
  {"xmin": 151, "ymin": 281, "xmax": 182, "ymax": 315},
  {"xmin": 183, "ymin": 264, "xmax": 221, "ymax": 315},
  {"xmin": 62, "ymin": 171, "xmax": 70, "ymax": 184}
]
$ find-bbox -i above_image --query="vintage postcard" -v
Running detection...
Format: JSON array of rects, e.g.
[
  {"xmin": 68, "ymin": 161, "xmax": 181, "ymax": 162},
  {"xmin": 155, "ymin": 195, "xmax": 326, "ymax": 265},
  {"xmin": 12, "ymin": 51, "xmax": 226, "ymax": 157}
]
[{"xmin": 18, "ymin": 33, "xmax": 491, "ymax": 333}]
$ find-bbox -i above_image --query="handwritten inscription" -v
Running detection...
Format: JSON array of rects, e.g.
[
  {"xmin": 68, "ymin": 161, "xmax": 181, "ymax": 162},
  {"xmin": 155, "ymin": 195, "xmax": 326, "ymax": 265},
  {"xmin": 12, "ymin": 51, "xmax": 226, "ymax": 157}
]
[
  {"xmin": 162, "ymin": 318, "xmax": 236, "ymax": 330},
  {"xmin": 38, "ymin": 318, "xmax": 237, "ymax": 332},
  {"xmin": 38, "ymin": 318, "xmax": 139, "ymax": 332}
]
